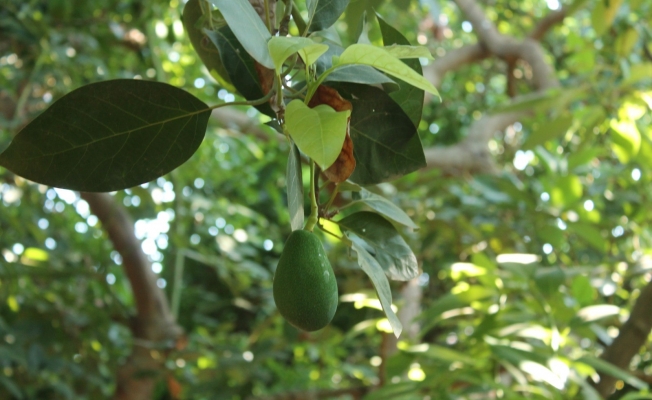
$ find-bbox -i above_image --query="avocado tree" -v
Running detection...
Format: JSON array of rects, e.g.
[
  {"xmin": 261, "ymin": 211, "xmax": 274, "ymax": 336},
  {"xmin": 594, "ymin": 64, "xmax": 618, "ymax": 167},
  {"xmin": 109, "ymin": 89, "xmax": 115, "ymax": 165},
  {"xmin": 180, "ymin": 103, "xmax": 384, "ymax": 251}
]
[{"xmin": 1, "ymin": 0, "xmax": 652, "ymax": 399}]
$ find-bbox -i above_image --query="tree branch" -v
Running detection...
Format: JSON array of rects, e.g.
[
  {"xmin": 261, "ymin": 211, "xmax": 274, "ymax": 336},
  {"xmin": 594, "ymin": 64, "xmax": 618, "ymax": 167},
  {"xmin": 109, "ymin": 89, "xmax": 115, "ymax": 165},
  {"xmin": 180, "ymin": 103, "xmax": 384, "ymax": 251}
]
[
  {"xmin": 81, "ymin": 192, "xmax": 183, "ymax": 400},
  {"xmin": 593, "ymin": 279, "xmax": 652, "ymax": 397}
]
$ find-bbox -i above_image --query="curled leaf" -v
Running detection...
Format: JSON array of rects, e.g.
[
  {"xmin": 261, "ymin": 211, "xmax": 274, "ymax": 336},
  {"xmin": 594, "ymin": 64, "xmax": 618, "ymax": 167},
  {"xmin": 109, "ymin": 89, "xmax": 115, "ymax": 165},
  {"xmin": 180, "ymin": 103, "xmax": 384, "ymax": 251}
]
[{"xmin": 308, "ymin": 85, "xmax": 355, "ymax": 182}]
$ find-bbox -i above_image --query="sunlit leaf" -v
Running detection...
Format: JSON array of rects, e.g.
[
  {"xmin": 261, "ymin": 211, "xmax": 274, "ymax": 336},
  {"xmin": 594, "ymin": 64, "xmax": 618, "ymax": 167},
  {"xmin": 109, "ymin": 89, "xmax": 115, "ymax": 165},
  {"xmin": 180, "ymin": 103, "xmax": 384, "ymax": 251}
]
[
  {"xmin": 209, "ymin": 0, "xmax": 274, "ymax": 69},
  {"xmin": 0, "ymin": 80, "xmax": 210, "ymax": 192},
  {"xmin": 383, "ymin": 44, "xmax": 433, "ymax": 60},
  {"xmin": 285, "ymin": 99, "xmax": 350, "ymax": 170},
  {"xmin": 350, "ymin": 239, "xmax": 402, "ymax": 338},
  {"xmin": 268, "ymin": 37, "xmax": 328, "ymax": 73},
  {"xmin": 336, "ymin": 44, "xmax": 439, "ymax": 98},
  {"xmin": 610, "ymin": 119, "xmax": 641, "ymax": 163}
]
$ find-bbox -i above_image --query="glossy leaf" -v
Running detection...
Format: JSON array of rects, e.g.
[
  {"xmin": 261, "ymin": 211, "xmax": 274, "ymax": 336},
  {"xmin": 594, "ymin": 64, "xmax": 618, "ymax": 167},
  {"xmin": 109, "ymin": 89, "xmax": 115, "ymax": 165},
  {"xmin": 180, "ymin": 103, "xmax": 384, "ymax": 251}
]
[
  {"xmin": 378, "ymin": 14, "xmax": 424, "ymax": 127},
  {"xmin": 268, "ymin": 36, "xmax": 328, "ymax": 73},
  {"xmin": 347, "ymin": 188, "xmax": 418, "ymax": 229},
  {"xmin": 209, "ymin": 0, "xmax": 274, "ymax": 69},
  {"xmin": 338, "ymin": 211, "xmax": 418, "ymax": 281},
  {"xmin": 336, "ymin": 44, "xmax": 439, "ymax": 98},
  {"xmin": 206, "ymin": 26, "xmax": 275, "ymax": 117},
  {"xmin": 284, "ymin": 99, "xmax": 350, "ymax": 170},
  {"xmin": 0, "ymin": 79, "xmax": 210, "ymax": 192},
  {"xmin": 331, "ymin": 83, "xmax": 426, "ymax": 185},
  {"xmin": 286, "ymin": 142, "xmax": 304, "ymax": 231},
  {"xmin": 350, "ymin": 239, "xmax": 402, "ymax": 338},
  {"xmin": 308, "ymin": 0, "xmax": 350, "ymax": 32}
]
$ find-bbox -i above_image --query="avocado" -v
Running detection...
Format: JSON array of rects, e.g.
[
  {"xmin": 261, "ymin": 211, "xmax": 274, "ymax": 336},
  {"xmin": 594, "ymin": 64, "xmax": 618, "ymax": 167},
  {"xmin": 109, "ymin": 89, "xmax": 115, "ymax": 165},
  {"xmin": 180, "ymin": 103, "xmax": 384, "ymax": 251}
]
[
  {"xmin": 273, "ymin": 230, "xmax": 338, "ymax": 331},
  {"xmin": 182, "ymin": 0, "xmax": 233, "ymax": 87}
]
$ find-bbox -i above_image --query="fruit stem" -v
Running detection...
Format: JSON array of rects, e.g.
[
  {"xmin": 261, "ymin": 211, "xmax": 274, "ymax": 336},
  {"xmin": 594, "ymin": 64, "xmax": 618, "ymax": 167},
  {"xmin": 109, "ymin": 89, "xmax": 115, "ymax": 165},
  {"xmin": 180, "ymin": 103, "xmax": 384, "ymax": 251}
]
[
  {"xmin": 305, "ymin": 160, "xmax": 319, "ymax": 232},
  {"xmin": 323, "ymin": 183, "xmax": 340, "ymax": 212}
]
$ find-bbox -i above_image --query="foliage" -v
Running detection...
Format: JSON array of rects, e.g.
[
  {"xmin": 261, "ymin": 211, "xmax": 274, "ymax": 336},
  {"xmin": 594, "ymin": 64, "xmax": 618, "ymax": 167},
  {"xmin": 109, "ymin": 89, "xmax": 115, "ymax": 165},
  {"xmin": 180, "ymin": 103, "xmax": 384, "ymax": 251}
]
[{"xmin": 1, "ymin": 0, "xmax": 652, "ymax": 399}]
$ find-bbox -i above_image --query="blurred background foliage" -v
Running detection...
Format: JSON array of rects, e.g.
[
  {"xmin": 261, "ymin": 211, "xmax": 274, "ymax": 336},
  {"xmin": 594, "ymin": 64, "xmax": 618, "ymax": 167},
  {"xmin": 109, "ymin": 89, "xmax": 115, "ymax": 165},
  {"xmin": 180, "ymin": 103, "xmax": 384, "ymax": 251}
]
[{"xmin": 1, "ymin": 0, "xmax": 652, "ymax": 399}]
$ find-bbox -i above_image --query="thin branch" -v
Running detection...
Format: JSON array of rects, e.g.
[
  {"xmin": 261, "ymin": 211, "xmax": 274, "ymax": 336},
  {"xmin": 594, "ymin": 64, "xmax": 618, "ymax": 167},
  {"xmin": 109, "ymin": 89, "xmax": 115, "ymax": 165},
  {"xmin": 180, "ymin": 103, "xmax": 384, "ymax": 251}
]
[
  {"xmin": 593, "ymin": 279, "xmax": 652, "ymax": 397},
  {"xmin": 81, "ymin": 192, "xmax": 183, "ymax": 400},
  {"xmin": 529, "ymin": 7, "xmax": 567, "ymax": 40}
]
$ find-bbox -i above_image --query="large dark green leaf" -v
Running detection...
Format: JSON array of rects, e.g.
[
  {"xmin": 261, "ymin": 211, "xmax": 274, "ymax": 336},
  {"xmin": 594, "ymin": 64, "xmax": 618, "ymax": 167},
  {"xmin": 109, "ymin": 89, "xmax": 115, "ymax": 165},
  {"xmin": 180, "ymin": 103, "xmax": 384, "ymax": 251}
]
[
  {"xmin": 338, "ymin": 211, "xmax": 418, "ymax": 280},
  {"xmin": 286, "ymin": 142, "xmax": 303, "ymax": 231},
  {"xmin": 331, "ymin": 83, "xmax": 426, "ymax": 184},
  {"xmin": 377, "ymin": 13, "xmax": 423, "ymax": 127},
  {"xmin": 350, "ymin": 239, "xmax": 402, "ymax": 337},
  {"xmin": 209, "ymin": 0, "xmax": 274, "ymax": 69},
  {"xmin": 206, "ymin": 26, "xmax": 275, "ymax": 117},
  {"xmin": 347, "ymin": 188, "xmax": 418, "ymax": 229},
  {"xmin": 307, "ymin": 0, "xmax": 350, "ymax": 32},
  {"xmin": 0, "ymin": 80, "xmax": 210, "ymax": 192}
]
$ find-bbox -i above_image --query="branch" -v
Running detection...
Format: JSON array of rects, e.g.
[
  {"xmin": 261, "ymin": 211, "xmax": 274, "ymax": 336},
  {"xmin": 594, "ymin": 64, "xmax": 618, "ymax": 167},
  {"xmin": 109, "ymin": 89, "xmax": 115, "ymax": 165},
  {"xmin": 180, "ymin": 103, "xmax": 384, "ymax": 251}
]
[
  {"xmin": 453, "ymin": 0, "xmax": 559, "ymax": 90},
  {"xmin": 529, "ymin": 7, "xmax": 567, "ymax": 41},
  {"xmin": 423, "ymin": 110, "xmax": 522, "ymax": 174},
  {"xmin": 422, "ymin": 44, "xmax": 490, "ymax": 89},
  {"xmin": 81, "ymin": 192, "xmax": 183, "ymax": 400},
  {"xmin": 593, "ymin": 279, "xmax": 652, "ymax": 397}
]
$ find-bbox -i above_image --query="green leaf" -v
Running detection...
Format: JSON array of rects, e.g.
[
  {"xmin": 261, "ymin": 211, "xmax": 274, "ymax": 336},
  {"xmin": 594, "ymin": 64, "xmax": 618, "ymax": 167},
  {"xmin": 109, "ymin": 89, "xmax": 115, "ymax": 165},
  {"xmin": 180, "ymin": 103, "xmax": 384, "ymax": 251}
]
[
  {"xmin": 268, "ymin": 37, "xmax": 328, "ymax": 73},
  {"xmin": 209, "ymin": 0, "xmax": 274, "ymax": 69},
  {"xmin": 348, "ymin": 188, "xmax": 418, "ymax": 229},
  {"xmin": 522, "ymin": 114, "xmax": 573, "ymax": 150},
  {"xmin": 284, "ymin": 99, "xmax": 350, "ymax": 170},
  {"xmin": 0, "ymin": 376, "xmax": 22, "ymax": 399},
  {"xmin": 350, "ymin": 239, "xmax": 402, "ymax": 338},
  {"xmin": 548, "ymin": 175, "xmax": 583, "ymax": 207},
  {"xmin": 571, "ymin": 275, "xmax": 595, "ymax": 307},
  {"xmin": 338, "ymin": 211, "xmax": 418, "ymax": 281},
  {"xmin": 377, "ymin": 14, "xmax": 424, "ymax": 127},
  {"xmin": 314, "ymin": 40, "xmax": 398, "ymax": 88},
  {"xmin": 336, "ymin": 44, "xmax": 439, "ymax": 99},
  {"xmin": 591, "ymin": 0, "xmax": 623, "ymax": 36},
  {"xmin": 570, "ymin": 222, "xmax": 607, "ymax": 251},
  {"xmin": 534, "ymin": 267, "xmax": 565, "ymax": 296},
  {"xmin": 308, "ymin": 0, "xmax": 350, "ymax": 32},
  {"xmin": 610, "ymin": 119, "xmax": 641, "ymax": 163},
  {"xmin": 206, "ymin": 26, "xmax": 275, "ymax": 117},
  {"xmin": 0, "ymin": 80, "xmax": 210, "ymax": 192},
  {"xmin": 577, "ymin": 356, "xmax": 648, "ymax": 390},
  {"xmin": 331, "ymin": 83, "xmax": 426, "ymax": 185},
  {"xmin": 286, "ymin": 142, "xmax": 304, "ymax": 231},
  {"xmin": 384, "ymin": 45, "xmax": 433, "ymax": 60}
]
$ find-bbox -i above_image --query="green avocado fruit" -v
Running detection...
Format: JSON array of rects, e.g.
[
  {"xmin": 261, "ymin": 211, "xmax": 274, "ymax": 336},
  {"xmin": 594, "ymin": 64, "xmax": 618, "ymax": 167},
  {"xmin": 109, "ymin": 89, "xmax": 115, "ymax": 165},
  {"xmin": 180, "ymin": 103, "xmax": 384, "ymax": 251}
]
[
  {"xmin": 181, "ymin": 0, "xmax": 234, "ymax": 89},
  {"xmin": 273, "ymin": 230, "xmax": 338, "ymax": 332}
]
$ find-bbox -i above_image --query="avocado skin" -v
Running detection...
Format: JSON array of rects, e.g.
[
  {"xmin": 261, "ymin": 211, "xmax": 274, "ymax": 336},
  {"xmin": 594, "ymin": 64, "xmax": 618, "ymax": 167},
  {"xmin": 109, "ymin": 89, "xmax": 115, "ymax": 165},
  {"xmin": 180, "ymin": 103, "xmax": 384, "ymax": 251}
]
[
  {"xmin": 181, "ymin": 0, "xmax": 233, "ymax": 86},
  {"xmin": 273, "ymin": 230, "xmax": 338, "ymax": 331}
]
